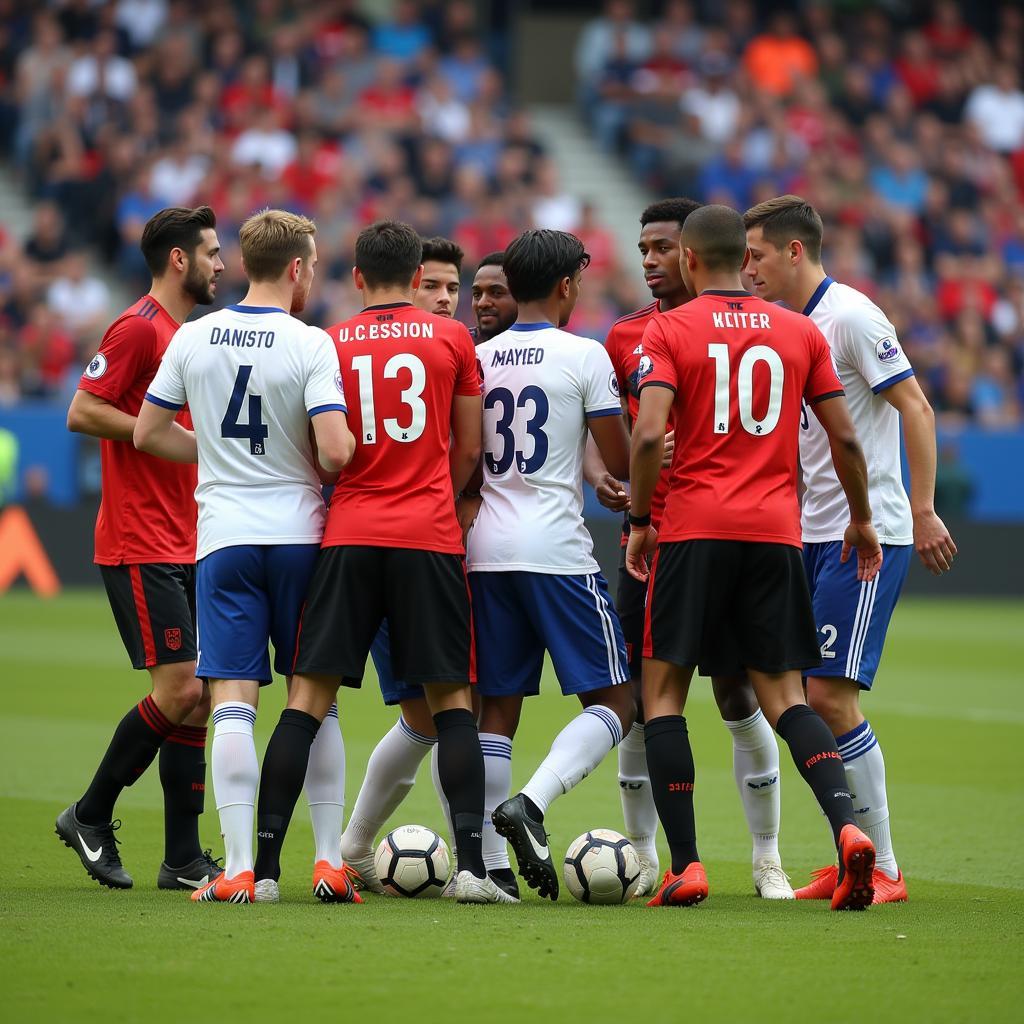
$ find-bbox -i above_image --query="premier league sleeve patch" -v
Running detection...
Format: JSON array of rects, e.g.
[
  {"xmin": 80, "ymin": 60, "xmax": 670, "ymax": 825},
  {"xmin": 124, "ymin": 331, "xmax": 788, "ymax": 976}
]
[
  {"xmin": 334, "ymin": 370, "xmax": 345, "ymax": 395},
  {"xmin": 875, "ymin": 338, "xmax": 901, "ymax": 363},
  {"xmin": 84, "ymin": 352, "xmax": 108, "ymax": 379},
  {"xmin": 609, "ymin": 371, "xmax": 620, "ymax": 397},
  {"xmin": 637, "ymin": 353, "xmax": 654, "ymax": 380}
]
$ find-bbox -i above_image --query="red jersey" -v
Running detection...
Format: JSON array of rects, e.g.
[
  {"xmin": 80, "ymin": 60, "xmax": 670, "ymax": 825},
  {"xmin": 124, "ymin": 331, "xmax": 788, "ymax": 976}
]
[
  {"xmin": 323, "ymin": 302, "xmax": 481, "ymax": 553},
  {"xmin": 640, "ymin": 290, "xmax": 843, "ymax": 548},
  {"xmin": 79, "ymin": 296, "xmax": 198, "ymax": 565},
  {"xmin": 604, "ymin": 301, "xmax": 672, "ymax": 537}
]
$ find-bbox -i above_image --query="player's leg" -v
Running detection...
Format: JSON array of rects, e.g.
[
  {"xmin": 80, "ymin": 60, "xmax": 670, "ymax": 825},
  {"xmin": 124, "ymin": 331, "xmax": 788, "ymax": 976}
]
[
  {"xmin": 478, "ymin": 693, "xmax": 525, "ymax": 898},
  {"xmin": 613, "ymin": 552, "xmax": 660, "ymax": 892},
  {"xmin": 494, "ymin": 571, "xmax": 632, "ymax": 901},
  {"xmin": 738, "ymin": 542, "xmax": 874, "ymax": 911},
  {"xmin": 799, "ymin": 541, "xmax": 912, "ymax": 903},
  {"xmin": 58, "ymin": 564, "xmax": 203, "ymax": 890},
  {"xmin": 711, "ymin": 673, "xmax": 791, "ymax": 898}
]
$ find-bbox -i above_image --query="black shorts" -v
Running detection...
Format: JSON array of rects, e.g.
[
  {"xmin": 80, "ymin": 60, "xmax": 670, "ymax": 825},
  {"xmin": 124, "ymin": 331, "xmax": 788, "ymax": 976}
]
[
  {"xmin": 293, "ymin": 546, "xmax": 472, "ymax": 687},
  {"xmin": 644, "ymin": 540, "xmax": 821, "ymax": 677},
  {"xmin": 616, "ymin": 543, "xmax": 647, "ymax": 680},
  {"xmin": 100, "ymin": 563, "xmax": 197, "ymax": 670}
]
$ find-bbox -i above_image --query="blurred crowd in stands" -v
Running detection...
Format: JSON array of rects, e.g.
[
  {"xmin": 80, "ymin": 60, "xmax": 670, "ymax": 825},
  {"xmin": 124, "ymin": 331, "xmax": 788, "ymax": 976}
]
[
  {"xmin": 579, "ymin": 0, "xmax": 1024, "ymax": 427},
  {"xmin": 0, "ymin": 0, "xmax": 1021, "ymax": 431}
]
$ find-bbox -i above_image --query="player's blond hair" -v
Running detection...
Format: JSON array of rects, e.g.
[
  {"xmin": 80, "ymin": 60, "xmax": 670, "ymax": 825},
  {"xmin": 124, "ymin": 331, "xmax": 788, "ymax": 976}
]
[{"xmin": 239, "ymin": 209, "xmax": 317, "ymax": 282}]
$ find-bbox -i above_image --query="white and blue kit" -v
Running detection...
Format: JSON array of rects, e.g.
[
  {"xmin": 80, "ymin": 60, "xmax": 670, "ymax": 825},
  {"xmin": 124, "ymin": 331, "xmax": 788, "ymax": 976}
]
[
  {"xmin": 799, "ymin": 279, "xmax": 914, "ymax": 689},
  {"xmin": 466, "ymin": 322, "xmax": 629, "ymax": 697},
  {"xmin": 146, "ymin": 303, "xmax": 346, "ymax": 682}
]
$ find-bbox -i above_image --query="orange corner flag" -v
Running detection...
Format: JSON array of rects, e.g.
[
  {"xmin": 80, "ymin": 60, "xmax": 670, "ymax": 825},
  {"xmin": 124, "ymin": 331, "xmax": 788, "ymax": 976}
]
[{"xmin": 0, "ymin": 506, "xmax": 61, "ymax": 597}]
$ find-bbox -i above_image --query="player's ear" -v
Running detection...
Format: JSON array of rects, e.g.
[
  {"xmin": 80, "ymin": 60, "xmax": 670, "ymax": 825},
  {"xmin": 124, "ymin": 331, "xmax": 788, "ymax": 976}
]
[
  {"xmin": 352, "ymin": 266, "xmax": 364, "ymax": 291},
  {"xmin": 559, "ymin": 275, "xmax": 571, "ymax": 299},
  {"xmin": 411, "ymin": 265, "xmax": 424, "ymax": 290},
  {"xmin": 168, "ymin": 246, "xmax": 187, "ymax": 274},
  {"xmin": 289, "ymin": 256, "xmax": 303, "ymax": 283},
  {"xmin": 790, "ymin": 239, "xmax": 803, "ymax": 265}
]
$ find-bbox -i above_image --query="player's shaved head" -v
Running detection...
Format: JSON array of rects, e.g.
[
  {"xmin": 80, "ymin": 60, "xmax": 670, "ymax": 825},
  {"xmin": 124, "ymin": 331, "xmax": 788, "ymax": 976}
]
[{"xmin": 681, "ymin": 205, "xmax": 748, "ymax": 272}]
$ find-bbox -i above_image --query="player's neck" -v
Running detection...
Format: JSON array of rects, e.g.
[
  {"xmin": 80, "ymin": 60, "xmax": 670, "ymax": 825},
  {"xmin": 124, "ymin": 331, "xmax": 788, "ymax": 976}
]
[
  {"xmin": 656, "ymin": 289, "xmax": 689, "ymax": 313},
  {"xmin": 515, "ymin": 298, "xmax": 560, "ymax": 328},
  {"xmin": 693, "ymin": 272, "xmax": 746, "ymax": 295},
  {"xmin": 147, "ymin": 279, "xmax": 194, "ymax": 327},
  {"xmin": 786, "ymin": 265, "xmax": 828, "ymax": 313},
  {"xmin": 240, "ymin": 282, "xmax": 292, "ymax": 313},
  {"xmin": 361, "ymin": 286, "xmax": 413, "ymax": 308}
]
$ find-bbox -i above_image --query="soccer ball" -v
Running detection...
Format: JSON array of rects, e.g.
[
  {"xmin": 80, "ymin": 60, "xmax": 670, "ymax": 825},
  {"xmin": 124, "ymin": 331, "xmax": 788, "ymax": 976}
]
[
  {"xmin": 374, "ymin": 825, "xmax": 451, "ymax": 898},
  {"xmin": 563, "ymin": 829, "xmax": 642, "ymax": 904}
]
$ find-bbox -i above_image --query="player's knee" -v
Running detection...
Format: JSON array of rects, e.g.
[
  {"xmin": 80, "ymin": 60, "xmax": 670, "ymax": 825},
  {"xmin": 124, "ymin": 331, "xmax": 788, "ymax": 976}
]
[
  {"xmin": 399, "ymin": 698, "xmax": 437, "ymax": 738},
  {"xmin": 713, "ymin": 675, "xmax": 759, "ymax": 721},
  {"xmin": 598, "ymin": 686, "xmax": 636, "ymax": 736},
  {"xmin": 185, "ymin": 685, "xmax": 211, "ymax": 725},
  {"xmin": 805, "ymin": 679, "xmax": 856, "ymax": 732},
  {"xmin": 151, "ymin": 665, "xmax": 203, "ymax": 721}
]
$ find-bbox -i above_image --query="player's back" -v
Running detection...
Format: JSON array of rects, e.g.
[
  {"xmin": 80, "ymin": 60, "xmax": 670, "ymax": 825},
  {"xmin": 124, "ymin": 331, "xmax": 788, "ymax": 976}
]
[
  {"xmin": 468, "ymin": 324, "xmax": 622, "ymax": 573},
  {"xmin": 153, "ymin": 303, "xmax": 344, "ymax": 558},
  {"xmin": 641, "ymin": 290, "xmax": 841, "ymax": 548},
  {"xmin": 323, "ymin": 302, "xmax": 480, "ymax": 554}
]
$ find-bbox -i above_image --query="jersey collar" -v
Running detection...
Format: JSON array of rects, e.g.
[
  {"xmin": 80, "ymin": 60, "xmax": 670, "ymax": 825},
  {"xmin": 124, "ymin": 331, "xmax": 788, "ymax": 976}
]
[
  {"xmin": 802, "ymin": 276, "xmax": 834, "ymax": 316},
  {"xmin": 509, "ymin": 321, "xmax": 554, "ymax": 331},
  {"xmin": 362, "ymin": 302, "xmax": 414, "ymax": 312},
  {"xmin": 228, "ymin": 304, "xmax": 286, "ymax": 314}
]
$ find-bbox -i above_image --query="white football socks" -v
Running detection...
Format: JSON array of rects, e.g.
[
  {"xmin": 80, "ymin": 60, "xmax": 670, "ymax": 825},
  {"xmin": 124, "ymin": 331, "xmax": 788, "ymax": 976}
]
[
  {"xmin": 521, "ymin": 705, "xmax": 623, "ymax": 815},
  {"xmin": 211, "ymin": 701, "xmax": 258, "ymax": 878},
  {"xmin": 481, "ymin": 732, "xmax": 513, "ymax": 871},
  {"xmin": 341, "ymin": 715, "xmax": 434, "ymax": 856},
  {"xmin": 837, "ymin": 720, "xmax": 898, "ymax": 879},
  {"xmin": 429, "ymin": 741, "xmax": 456, "ymax": 857},
  {"xmin": 616, "ymin": 722, "xmax": 658, "ymax": 863},
  {"xmin": 305, "ymin": 704, "xmax": 344, "ymax": 869},
  {"xmin": 723, "ymin": 709, "xmax": 782, "ymax": 864}
]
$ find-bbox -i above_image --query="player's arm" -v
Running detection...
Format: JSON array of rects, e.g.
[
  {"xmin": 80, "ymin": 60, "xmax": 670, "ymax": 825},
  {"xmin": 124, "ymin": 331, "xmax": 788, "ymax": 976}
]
[
  {"xmin": 310, "ymin": 410, "xmax": 355, "ymax": 472},
  {"xmin": 450, "ymin": 394, "xmax": 483, "ymax": 495},
  {"xmin": 881, "ymin": 376, "xmax": 957, "ymax": 575},
  {"xmin": 67, "ymin": 389, "xmax": 137, "ymax": 441},
  {"xmin": 133, "ymin": 398, "xmax": 198, "ymax": 463},
  {"xmin": 583, "ymin": 435, "xmax": 628, "ymax": 512},
  {"xmin": 810, "ymin": 394, "xmax": 882, "ymax": 581}
]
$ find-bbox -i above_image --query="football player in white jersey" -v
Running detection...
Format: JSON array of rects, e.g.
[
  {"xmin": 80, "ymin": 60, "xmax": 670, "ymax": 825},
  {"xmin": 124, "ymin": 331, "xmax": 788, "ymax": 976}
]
[
  {"xmin": 744, "ymin": 195, "xmax": 957, "ymax": 904},
  {"xmin": 462, "ymin": 229, "xmax": 633, "ymax": 901},
  {"xmin": 135, "ymin": 210, "xmax": 356, "ymax": 905}
]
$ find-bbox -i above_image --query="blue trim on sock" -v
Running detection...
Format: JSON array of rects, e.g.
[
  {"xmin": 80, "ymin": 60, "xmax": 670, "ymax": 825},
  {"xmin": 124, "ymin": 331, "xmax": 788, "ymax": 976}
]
[{"xmin": 398, "ymin": 715, "xmax": 436, "ymax": 746}]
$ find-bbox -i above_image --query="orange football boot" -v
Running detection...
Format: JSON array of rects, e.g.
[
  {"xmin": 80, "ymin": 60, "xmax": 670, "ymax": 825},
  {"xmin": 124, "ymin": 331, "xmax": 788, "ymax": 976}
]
[
  {"xmin": 646, "ymin": 863, "xmax": 709, "ymax": 907},
  {"xmin": 871, "ymin": 868, "xmax": 908, "ymax": 904},
  {"xmin": 191, "ymin": 869, "xmax": 254, "ymax": 904},
  {"xmin": 794, "ymin": 864, "xmax": 838, "ymax": 900},
  {"xmin": 831, "ymin": 825, "xmax": 875, "ymax": 911},
  {"xmin": 313, "ymin": 861, "xmax": 363, "ymax": 904}
]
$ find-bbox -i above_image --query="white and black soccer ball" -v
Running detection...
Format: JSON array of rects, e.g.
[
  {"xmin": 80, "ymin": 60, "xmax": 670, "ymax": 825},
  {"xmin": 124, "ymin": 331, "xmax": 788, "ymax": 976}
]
[
  {"xmin": 563, "ymin": 828, "xmax": 642, "ymax": 904},
  {"xmin": 374, "ymin": 825, "xmax": 451, "ymax": 898}
]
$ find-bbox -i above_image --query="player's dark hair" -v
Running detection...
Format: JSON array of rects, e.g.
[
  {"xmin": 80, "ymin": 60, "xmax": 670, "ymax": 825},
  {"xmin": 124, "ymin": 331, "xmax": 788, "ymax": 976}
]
[
  {"xmin": 743, "ymin": 194, "xmax": 824, "ymax": 264},
  {"xmin": 640, "ymin": 197, "xmax": 702, "ymax": 230},
  {"xmin": 502, "ymin": 230, "xmax": 590, "ymax": 304},
  {"xmin": 140, "ymin": 206, "xmax": 216, "ymax": 277},
  {"xmin": 681, "ymin": 205, "xmax": 749, "ymax": 272},
  {"xmin": 477, "ymin": 251, "xmax": 505, "ymax": 269},
  {"xmin": 355, "ymin": 220, "xmax": 424, "ymax": 288},
  {"xmin": 420, "ymin": 235, "xmax": 464, "ymax": 272}
]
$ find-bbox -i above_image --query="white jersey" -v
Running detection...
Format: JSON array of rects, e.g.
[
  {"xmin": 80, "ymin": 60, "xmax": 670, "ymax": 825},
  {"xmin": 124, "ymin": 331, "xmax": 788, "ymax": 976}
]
[
  {"xmin": 467, "ymin": 323, "xmax": 621, "ymax": 574},
  {"xmin": 799, "ymin": 279, "xmax": 914, "ymax": 545},
  {"xmin": 147, "ymin": 303, "xmax": 345, "ymax": 559}
]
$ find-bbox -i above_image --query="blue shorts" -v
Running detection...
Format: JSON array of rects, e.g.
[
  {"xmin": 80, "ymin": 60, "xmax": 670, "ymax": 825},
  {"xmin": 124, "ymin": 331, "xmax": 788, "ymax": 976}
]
[
  {"xmin": 196, "ymin": 543, "xmax": 320, "ymax": 684},
  {"xmin": 470, "ymin": 571, "xmax": 629, "ymax": 698},
  {"xmin": 802, "ymin": 541, "xmax": 912, "ymax": 689},
  {"xmin": 371, "ymin": 620, "xmax": 425, "ymax": 706}
]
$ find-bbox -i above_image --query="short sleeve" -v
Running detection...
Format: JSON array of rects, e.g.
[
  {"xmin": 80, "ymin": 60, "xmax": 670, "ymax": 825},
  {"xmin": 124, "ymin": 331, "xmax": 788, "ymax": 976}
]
[
  {"xmin": 304, "ymin": 328, "xmax": 347, "ymax": 416},
  {"xmin": 453, "ymin": 323, "xmax": 482, "ymax": 397},
  {"xmin": 145, "ymin": 329, "xmax": 187, "ymax": 410},
  {"xmin": 834, "ymin": 301, "xmax": 914, "ymax": 394},
  {"xmin": 637, "ymin": 317, "xmax": 677, "ymax": 393},
  {"xmin": 603, "ymin": 323, "xmax": 629, "ymax": 401},
  {"xmin": 79, "ymin": 316, "xmax": 155, "ymax": 403},
  {"xmin": 581, "ymin": 340, "xmax": 622, "ymax": 416},
  {"xmin": 804, "ymin": 324, "xmax": 844, "ymax": 404}
]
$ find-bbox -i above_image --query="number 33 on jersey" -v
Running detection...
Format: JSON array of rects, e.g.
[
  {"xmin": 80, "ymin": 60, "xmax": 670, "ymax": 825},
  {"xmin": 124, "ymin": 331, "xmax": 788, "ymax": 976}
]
[{"xmin": 322, "ymin": 302, "xmax": 481, "ymax": 554}]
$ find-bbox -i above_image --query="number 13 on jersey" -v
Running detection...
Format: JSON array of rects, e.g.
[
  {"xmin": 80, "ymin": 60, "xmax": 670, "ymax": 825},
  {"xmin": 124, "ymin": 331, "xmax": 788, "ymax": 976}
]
[{"xmin": 351, "ymin": 353, "xmax": 426, "ymax": 444}]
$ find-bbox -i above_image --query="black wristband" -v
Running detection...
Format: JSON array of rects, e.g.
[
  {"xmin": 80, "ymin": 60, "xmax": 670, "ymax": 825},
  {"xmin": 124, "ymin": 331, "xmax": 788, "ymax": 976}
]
[
  {"xmin": 628, "ymin": 512, "xmax": 651, "ymax": 528},
  {"xmin": 460, "ymin": 488, "xmax": 481, "ymax": 499}
]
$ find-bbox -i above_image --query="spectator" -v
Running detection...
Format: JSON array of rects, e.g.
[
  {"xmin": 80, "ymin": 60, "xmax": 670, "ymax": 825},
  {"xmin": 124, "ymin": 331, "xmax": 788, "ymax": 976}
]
[
  {"xmin": 575, "ymin": 0, "xmax": 651, "ymax": 101},
  {"xmin": 742, "ymin": 12, "xmax": 817, "ymax": 98},
  {"xmin": 66, "ymin": 30, "xmax": 137, "ymax": 104},
  {"xmin": 682, "ymin": 53, "xmax": 740, "ymax": 147},
  {"xmin": 46, "ymin": 251, "xmax": 110, "ymax": 342},
  {"xmin": 965, "ymin": 64, "xmax": 1024, "ymax": 154}
]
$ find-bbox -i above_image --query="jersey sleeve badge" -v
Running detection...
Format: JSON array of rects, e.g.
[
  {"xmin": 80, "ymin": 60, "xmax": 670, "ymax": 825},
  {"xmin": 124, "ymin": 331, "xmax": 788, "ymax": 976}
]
[
  {"xmin": 875, "ymin": 338, "xmax": 901, "ymax": 363},
  {"xmin": 85, "ymin": 352, "xmax": 108, "ymax": 379}
]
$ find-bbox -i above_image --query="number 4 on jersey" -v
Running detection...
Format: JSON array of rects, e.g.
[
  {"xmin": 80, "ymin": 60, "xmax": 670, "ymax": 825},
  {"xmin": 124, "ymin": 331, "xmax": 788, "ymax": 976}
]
[{"xmin": 221, "ymin": 364, "xmax": 269, "ymax": 455}]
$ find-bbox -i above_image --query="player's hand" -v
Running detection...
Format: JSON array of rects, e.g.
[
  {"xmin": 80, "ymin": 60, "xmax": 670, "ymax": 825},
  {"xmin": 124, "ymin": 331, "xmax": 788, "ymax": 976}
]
[
  {"xmin": 625, "ymin": 525, "xmax": 658, "ymax": 583},
  {"xmin": 841, "ymin": 522, "xmax": 883, "ymax": 582},
  {"xmin": 661, "ymin": 430, "xmax": 675, "ymax": 468},
  {"xmin": 457, "ymin": 494, "xmax": 483, "ymax": 542},
  {"xmin": 594, "ymin": 473, "xmax": 629, "ymax": 513},
  {"xmin": 913, "ymin": 510, "xmax": 957, "ymax": 575}
]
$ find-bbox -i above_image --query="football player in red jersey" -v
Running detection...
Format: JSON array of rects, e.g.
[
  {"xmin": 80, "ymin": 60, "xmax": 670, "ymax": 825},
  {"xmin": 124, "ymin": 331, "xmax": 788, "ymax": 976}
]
[
  {"xmin": 602, "ymin": 198, "xmax": 793, "ymax": 899},
  {"xmin": 626, "ymin": 205, "xmax": 883, "ymax": 911},
  {"xmin": 253, "ymin": 221, "xmax": 512, "ymax": 904},
  {"xmin": 57, "ymin": 207, "xmax": 224, "ymax": 891}
]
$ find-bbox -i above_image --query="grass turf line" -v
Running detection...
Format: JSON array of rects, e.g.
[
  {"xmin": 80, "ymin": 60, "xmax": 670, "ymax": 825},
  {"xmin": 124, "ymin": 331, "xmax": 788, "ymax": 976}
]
[{"xmin": 0, "ymin": 591, "xmax": 1022, "ymax": 1022}]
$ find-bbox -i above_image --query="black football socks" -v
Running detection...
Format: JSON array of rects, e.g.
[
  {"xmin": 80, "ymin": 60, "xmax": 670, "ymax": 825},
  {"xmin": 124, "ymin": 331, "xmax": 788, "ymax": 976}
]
[
  {"xmin": 254, "ymin": 709, "xmax": 321, "ymax": 882},
  {"xmin": 433, "ymin": 708, "xmax": 486, "ymax": 879},
  {"xmin": 78, "ymin": 695, "xmax": 175, "ymax": 825},
  {"xmin": 776, "ymin": 703, "xmax": 856, "ymax": 844},
  {"xmin": 159, "ymin": 725, "xmax": 207, "ymax": 866},
  {"xmin": 644, "ymin": 715, "xmax": 699, "ymax": 872}
]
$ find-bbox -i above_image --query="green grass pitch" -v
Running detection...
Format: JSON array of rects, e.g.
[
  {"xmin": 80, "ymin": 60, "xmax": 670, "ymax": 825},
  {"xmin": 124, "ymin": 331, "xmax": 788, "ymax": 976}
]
[{"xmin": 1, "ymin": 590, "xmax": 1021, "ymax": 1022}]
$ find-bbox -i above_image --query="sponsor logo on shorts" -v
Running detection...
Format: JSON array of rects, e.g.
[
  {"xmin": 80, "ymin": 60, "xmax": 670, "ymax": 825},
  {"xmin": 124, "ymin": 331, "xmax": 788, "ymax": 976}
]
[
  {"xmin": 84, "ymin": 353, "xmax": 108, "ymax": 379},
  {"xmin": 165, "ymin": 627, "xmax": 182, "ymax": 651},
  {"xmin": 876, "ymin": 338, "xmax": 901, "ymax": 363}
]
